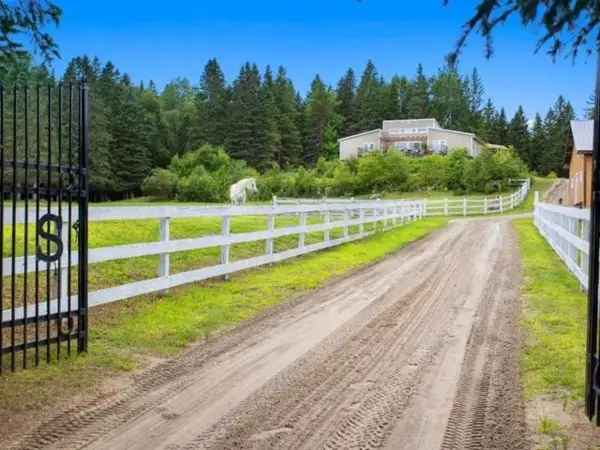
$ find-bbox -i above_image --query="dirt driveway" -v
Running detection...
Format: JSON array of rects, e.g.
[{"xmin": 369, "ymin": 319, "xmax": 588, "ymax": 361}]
[{"xmin": 11, "ymin": 218, "xmax": 528, "ymax": 450}]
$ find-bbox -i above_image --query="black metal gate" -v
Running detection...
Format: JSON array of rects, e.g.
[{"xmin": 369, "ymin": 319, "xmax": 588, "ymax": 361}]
[{"xmin": 0, "ymin": 83, "xmax": 89, "ymax": 372}]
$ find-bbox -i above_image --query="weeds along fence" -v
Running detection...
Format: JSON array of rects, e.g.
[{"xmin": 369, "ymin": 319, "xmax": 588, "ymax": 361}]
[
  {"xmin": 2, "ymin": 199, "xmax": 423, "ymax": 322},
  {"xmin": 534, "ymin": 198, "xmax": 590, "ymax": 289},
  {"xmin": 274, "ymin": 179, "xmax": 531, "ymax": 217}
]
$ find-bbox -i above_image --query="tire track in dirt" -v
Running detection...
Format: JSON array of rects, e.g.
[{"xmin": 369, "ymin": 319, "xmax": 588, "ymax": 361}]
[{"xmin": 9, "ymin": 219, "xmax": 527, "ymax": 450}]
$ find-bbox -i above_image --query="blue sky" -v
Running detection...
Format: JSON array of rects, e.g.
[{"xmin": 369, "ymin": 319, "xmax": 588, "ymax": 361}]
[{"xmin": 47, "ymin": 0, "xmax": 594, "ymax": 119}]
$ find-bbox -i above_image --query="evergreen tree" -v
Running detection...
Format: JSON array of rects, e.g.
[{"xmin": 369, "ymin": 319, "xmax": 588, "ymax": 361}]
[
  {"xmin": 335, "ymin": 68, "xmax": 357, "ymax": 136},
  {"xmin": 304, "ymin": 75, "xmax": 340, "ymax": 165},
  {"xmin": 507, "ymin": 106, "xmax": 531, "ymax": 165},
  {"xmin": 110, "ymin": 85, "xmax": 152, "ymax": 195},
  {"xmin": 539, "ymin": 96, "xmax": 575, "ymax": 176},
  {"xmin": 355, "ymin": 61, "xmax": 383, "ymax": 131},
  {"xmin": 382, "ymin": 75, "xmax": 403, "ymax": 120},
  {"xmin": 195, "ymin": 58, "xmax": 229, "ymax": 147},
  {"xmin": 273, "ymin": 66, "xmax": 303, "ymax": 166},
  {"xmin": 528, "ymin": 113, "xmax": 546, "ymax": 173},
  {"xmin": 430, "ymin": 64, "xmax": 471, "ymax": 130},
  {"xmin": 491, "ymin": 108, "xmax": 509, "ymax": 144},
  {"xmin": 63, "ymin": 56, "xmax": 114, "ymax": 198},
  {"xmin": 406, "ymin": 64, "xmax": 430, "ymax": 118},
  {"xmin": 226, "ymin": 63, "xmax": 273, "ymax": 169}
]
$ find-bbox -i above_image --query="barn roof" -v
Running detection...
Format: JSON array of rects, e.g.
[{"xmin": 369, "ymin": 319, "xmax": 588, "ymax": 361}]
[{"xmin": 571, "ymin": 120, "xmax": 594, "ymax": 153}]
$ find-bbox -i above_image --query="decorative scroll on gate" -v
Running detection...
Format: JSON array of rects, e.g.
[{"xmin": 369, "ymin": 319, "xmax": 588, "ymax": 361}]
[{"xmin": 0, "ymin": 83, "xmax": 89, "ymax": 372}]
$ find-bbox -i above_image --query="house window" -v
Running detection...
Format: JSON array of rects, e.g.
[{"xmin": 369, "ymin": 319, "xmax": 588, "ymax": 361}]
[
  {"xmin": 394, "ymin": 141, "xmax": 423, "ymax": 154},
  {"xmin": 432, "ymin": 139, "xmax": 448, "ymax": 153}
]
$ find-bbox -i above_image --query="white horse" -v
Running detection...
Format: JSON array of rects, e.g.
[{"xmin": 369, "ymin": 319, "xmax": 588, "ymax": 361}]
[{"xmin": 230, "ymin": 178, "xmax": 258, "ymax": 205}]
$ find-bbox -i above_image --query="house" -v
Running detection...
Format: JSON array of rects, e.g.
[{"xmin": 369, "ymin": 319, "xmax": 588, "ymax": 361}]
[
  {"xmin": 567, "ymin": 119, "xmax": 594, "ymax": 208},
  {"xmin": 338, "ymin": 118, "xmax": 487, "ymax": 160}
]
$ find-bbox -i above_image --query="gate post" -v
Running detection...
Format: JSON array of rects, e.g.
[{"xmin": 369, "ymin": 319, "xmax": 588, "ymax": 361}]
[{"xmin": 77, "ymin": 82, "xmax": 90, "ymax": 354}]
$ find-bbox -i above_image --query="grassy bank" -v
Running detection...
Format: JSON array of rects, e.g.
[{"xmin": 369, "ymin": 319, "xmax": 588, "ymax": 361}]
[
  {"xmin": 514, "ymin": 218, "xmax": 586, "ymax": 400},
  {"xmin": 0, "ymin": 217, "xmax": 448, "ymax": 419},
  {"xmin": 513, "ymin": 218, "xmax": 595, "ymax": 448}
]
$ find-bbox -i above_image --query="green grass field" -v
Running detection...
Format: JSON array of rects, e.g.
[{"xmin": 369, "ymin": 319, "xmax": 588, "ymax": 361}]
[
  {"xmin": 513, "ymin": 218, "xmax": 586, "ymax": 401},
  {"xmin": 0, "ymin": 217, "xmax": 448, "ymax": 416}
]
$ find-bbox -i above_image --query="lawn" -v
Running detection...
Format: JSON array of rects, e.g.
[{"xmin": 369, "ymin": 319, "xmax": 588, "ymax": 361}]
[
  {"xmin": 513, "ymin": 218, "xmax": 594, "ymax": 448},
  {"xmin": 513, "ymin": 218, "xmax": 586, "ymax": 401},
  {"xmin": 0, "ymin": 217, "xmax": 448, "ymax": 417}
]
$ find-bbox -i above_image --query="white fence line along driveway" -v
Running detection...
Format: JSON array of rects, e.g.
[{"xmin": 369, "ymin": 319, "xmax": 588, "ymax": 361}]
[
  {"xmin": 2, "ymin": 199, "xmax": 424, "ymax": 323},
  {"xmin": 274, "ymin": 179, "xmax": 531, "ymax": 217},
  {"xmin": 534, "ymin": 198, "xmax": 590, "ymax": 289}
]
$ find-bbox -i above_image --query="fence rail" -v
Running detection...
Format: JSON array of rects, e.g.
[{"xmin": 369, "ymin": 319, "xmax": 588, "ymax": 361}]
[
  {"xmin": 274, "ymin": 179, "xmax": 530, "ymax": 217},
  {"xmin": 534, "ymin": 198, "xmax": 590, "ymax": 289},
  {"xmin": 2, "ymin": 199, "xmax": 424, "ymax": 323}
]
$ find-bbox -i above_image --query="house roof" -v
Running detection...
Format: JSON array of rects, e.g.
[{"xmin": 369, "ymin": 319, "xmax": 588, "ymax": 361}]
[
  {"xmin": 337, "ymin": 129, "xmax": 381, "ymax": 143},
  {"xmin": 571, "ymin": 120, "xmax": 594, "ymax": 152}
]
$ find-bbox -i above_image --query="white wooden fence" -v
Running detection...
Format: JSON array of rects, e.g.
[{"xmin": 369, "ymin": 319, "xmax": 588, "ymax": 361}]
[
  {"xmin": 534, "ymin": 196, "xmax": 590, "ymax": 289},
  {"xmin": 274, "ymin": 178, "xmax": 531, "ymax": 217},
  {"xmin": 2, "ymin": 199, "xmax": 424, "ymax": 322}
]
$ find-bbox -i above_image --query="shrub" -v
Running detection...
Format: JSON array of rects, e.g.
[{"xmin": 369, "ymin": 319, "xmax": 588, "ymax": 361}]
[{"xmin": 141, "ymin": 168, "xmax": 178, "ymax": 200}]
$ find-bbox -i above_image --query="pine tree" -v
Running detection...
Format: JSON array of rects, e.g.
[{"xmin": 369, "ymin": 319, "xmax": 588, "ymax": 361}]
[
  {"xmin": 528, "ymin": 113, "xmax": 546, "ymax": 173},
  {"xmin": 110, "ymin": 85, "xmax": 152, "ymax": 195},
  {"xmin": 63, "ymin": 56, "xmax": 115, "ymax": 199},
  {"xmin": 492, "ymin": 108, "xmax": 509, "ymax": 144},
  {"xmin": 195, "ymin": 58, "xmax": 229, "ymax": 147},
  {"xmin": 539, "ymin": 96, "xmax": 575, "ymax": 176},
  {"xmin": 355, "ymin": 61, "xmax": 383, "ymax": 131},
  {"xmin": 304, "ymin": 75, "xmax": 340, "ymax": 165},
  {"xmin": 430, "ymin": 65, "xmax": 471, "ymax": 130},
  {"xmin": 259, "ymin": 65, "xmax": 281, "ymax": 169},
  {"xmin": 382, "ymin": 75, "xmax": 402, "ymax": 120},
  {"xmin": 507, "ymin": 106, "xmax": 531, "ymax": 165},
  {"xmin": 335, "ymin": 68, "xmax": 357, "ymax": 136},
  {"xmin": 273, "ymin": 66, "xmax": 303, "ymax": 166},
  {"xmin": 226, "ymin": 63, "xmax": 273, "ymax": 169},
  {"xmin": 406, "ymin": 64, "xmax": 430, "ymax": 118}
]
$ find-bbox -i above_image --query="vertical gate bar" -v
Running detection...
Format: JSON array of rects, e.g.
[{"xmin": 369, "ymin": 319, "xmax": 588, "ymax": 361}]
[
  {"xmin": 67, "ymin": 83, "xmax": 73, "ymax": 355},
  {"xmin": 586, "ymin": 53, "xmax": 600, "ymax": 423},
  {"xmin": 0, "ymin": 84, "xmax": 3, "ymax": 373},
  {"xmin": 77, "ymin": 82, "xmax": 89, "ymax": 353},
  {"xmin": 45, "ymin": 84, "xmax": 51, "ymax": 364},
  {"xmin": 23, "ymin": 85, "xmax": 29, "ymax": 368},
  {"xmin": 34, "ymin": 85, "xmax": 40, "ymax": 366},
  {"xmin": 56, "ymin": 84, "xmax": 62, "ymax": 360},
  {"xmin": 10, "ymin": 85, "xmax": 17, "ymax": 371}
]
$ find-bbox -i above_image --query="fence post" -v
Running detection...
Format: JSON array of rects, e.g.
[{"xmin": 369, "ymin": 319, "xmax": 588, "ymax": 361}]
[
  {"xmin": 324, "ymin": 207, "xmax": 331, "ymax": 242},
  {"xmin": 155, "ymin": 217, "xmax": 171, "ymax": 293},
  {"xmin": 220, "ymin": 215, "xmax": 230, "ymax": 280},
  {"xmin": 534, "ymin": 191, "xmax": 540, "ymax": 205},
  {"xmin": 266, "ymin": 213, "xmax": 275, "ymax": 258},
  {"xmin": 344, "ymin": 208, "xmax": 350, "ymax": 237},
  {"xmin": 272, "ymin": 195, "xmax": 277, "ymax": 208},
  {"xmin": 299, "ymin": 211, "xmax": 306, "ymax": 248},
  {"xmin": 484, "ymin": 197, "xmax": 488, "ymax": 215},
  {"xmin": 500, "ymin": 196, "xmax": 504, "ymax": 213}
]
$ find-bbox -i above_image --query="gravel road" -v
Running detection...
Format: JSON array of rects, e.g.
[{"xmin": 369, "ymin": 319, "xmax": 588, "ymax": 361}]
[{"xmin": 12, "ymin": 218, "xmax": 528, "ymax": 450}]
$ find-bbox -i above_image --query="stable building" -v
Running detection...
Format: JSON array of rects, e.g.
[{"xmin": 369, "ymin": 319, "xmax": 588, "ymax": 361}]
[{"xmin": 567, "ymin": 120, "xmax": 593, "ymax": 208}]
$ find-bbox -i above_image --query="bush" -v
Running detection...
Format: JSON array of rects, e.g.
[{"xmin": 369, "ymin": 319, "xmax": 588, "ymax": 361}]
[
  {"xmin": 141, "ymin": 168, "xmax": 178, "ymax": 200},
  {"xmin": 142, "ymin": 145, "xmax": 529, "ymax": 203},
  {"xmin": 142, "ymin": 144, "xmax": 257, "ymax": 202}
]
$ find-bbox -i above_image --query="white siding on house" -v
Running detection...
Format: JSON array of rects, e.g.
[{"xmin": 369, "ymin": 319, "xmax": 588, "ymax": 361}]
[{"xmin": 339, "ymin": 129, "xmax": 382, "ymax": 160}]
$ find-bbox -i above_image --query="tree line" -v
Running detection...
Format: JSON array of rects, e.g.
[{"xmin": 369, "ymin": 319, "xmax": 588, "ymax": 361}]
[{"xmin": 1, "ymin": 55, "xmax": 577, "ymax": 200}]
